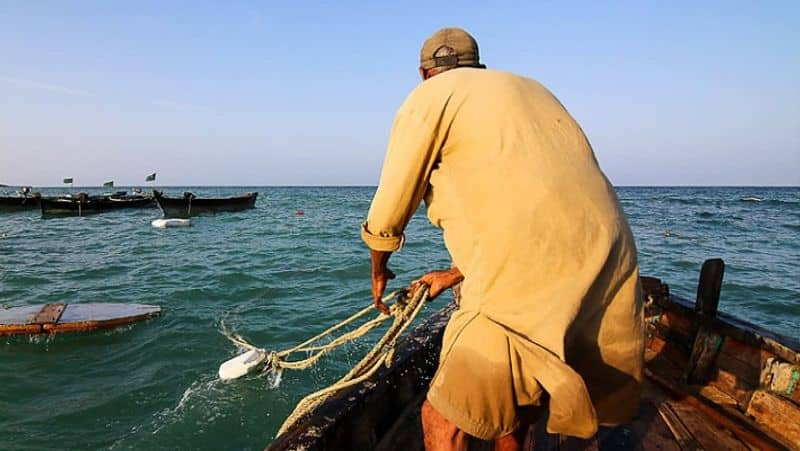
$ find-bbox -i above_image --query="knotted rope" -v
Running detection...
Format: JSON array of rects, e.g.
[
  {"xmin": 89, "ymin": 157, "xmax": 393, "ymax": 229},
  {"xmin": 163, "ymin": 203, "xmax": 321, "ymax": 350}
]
[{"xmin": 223, "ymin": 285, "xmax": 430, "ymax": 436}]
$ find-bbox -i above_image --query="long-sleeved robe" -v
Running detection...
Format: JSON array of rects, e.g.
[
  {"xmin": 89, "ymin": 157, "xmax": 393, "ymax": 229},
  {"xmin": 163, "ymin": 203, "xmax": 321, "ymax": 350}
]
[{"xmin": 362, "ymin": 68, "xmax": 644, "ymax": 440}]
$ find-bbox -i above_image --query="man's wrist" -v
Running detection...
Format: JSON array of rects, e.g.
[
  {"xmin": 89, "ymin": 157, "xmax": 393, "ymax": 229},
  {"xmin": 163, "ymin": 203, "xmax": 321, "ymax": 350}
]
[{"xmin": 447, "ymin": 267, "xmax": 464, "ymax": 283}]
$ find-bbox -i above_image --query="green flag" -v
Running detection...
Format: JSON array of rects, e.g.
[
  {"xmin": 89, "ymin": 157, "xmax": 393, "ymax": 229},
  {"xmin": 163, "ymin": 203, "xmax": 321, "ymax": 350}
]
[
  {"xmin": 103, "ymin": 180, "xmax": 114, "ymax": 188},
  {"xmin": 63, "ymin": 177, "xmax": 73, "ymax": 184},
  {"xmin": 145, "ymin": 173, "xmax": 156, "ymax": 182}
]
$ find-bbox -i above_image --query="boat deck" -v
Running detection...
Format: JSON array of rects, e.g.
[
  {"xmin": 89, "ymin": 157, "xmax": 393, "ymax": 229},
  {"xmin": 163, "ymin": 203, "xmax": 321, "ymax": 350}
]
[{"xmin": 360, "ymin": 379, "xmax": 758, "ymax": 450}]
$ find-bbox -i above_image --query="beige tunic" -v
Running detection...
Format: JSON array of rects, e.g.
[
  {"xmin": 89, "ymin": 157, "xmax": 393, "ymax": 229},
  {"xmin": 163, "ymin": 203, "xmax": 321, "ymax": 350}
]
[{"xmin": 362, "ymin": 68, "xmax": 643, "ymax": 439}]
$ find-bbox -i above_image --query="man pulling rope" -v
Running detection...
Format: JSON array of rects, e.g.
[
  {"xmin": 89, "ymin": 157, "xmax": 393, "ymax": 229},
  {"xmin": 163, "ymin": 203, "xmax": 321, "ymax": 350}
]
[{"xmin": 362, "ymin": 27, "xmax": 644, "ymax": 451}]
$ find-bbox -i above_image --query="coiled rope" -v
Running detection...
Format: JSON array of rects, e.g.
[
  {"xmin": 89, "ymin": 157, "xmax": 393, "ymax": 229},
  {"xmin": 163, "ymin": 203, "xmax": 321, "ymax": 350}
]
[{"xmin": 224, "ymin": 285, "xmax": 430, "ymax": 436}]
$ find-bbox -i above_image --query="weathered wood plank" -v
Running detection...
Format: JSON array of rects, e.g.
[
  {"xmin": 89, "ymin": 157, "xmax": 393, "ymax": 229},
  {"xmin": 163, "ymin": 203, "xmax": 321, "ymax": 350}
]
[
  {"xmin": 745, "ymin": 390, "xmax": 800, "ymax": 448},
  {"xmin": 29, "ymin": 303, "xmax": 65, "ymax": 324},
  {"xmin": 0, "ymin": 323, "xmax": 43, "ymax": 336},
  {"xmin": 760, "ymin": 358, "xmax": 800, "ymax": 405},
  {"xmin": 665, "ymin": 400, "xmax": 750, "ymax": 450},
  {"xmin": 715, "ymin": 343, "xmax": 762, "ymax": 387},
  {"xmin": 57, "ymin": 303, "xmax": 160, "ymax": 323},
  {"xmin": 707, "ymin": 367, "xmax": 756, "ymax": 409},
  {"xmin": 720, "ymin": 337, "xmax": 763, "ymax": 366},
  {"xmin": 0, "ymin": 305, "xmax": 43, "ymax": 325},
  {"xmin": 645, "ymin": 369, "xmax": 784, "ymax": 451},
  {"xmin": 697, "ymin": 385, "xmax": 740, "ymax": 409},
  {"xmin": 657, "ymin": 402, "xmax": 701, "ymax": 450}
]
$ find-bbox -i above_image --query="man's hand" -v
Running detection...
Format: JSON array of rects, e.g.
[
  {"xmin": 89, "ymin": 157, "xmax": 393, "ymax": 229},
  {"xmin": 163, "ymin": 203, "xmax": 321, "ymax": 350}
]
[
  {"xmin": 412, "ymin": 267, "xmax": 464, "ymax": 300},
  {"xmin": 370, "ymin": 249, "xmax": 395, "ymax": 314}
]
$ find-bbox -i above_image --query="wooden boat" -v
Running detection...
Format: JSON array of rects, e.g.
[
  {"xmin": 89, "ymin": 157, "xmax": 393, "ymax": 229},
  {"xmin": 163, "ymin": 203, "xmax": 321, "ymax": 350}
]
[
  {"xmin": 40, "ymin": 192, "xmax": 154, "ymax": 216},
  {"xmin": 0, "ymin": 187, "xmax": 43, "ymax": 211},
  {"xmin": 266, "ymin": 259, "xmax": 800, "ymax": 450},
  {"xmin": 153, "ymin": 190, "xmax": 258, "ymax": 218},
  {"xmin": 0, "ymin": 303, "xmax": 161, "ymax": 336},
  {"xmin": 0, "ymin": 194, "xmax": 42, "ymax": 211}
]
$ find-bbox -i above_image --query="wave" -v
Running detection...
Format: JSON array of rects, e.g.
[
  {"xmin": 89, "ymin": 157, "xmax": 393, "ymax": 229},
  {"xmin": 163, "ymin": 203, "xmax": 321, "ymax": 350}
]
[
  {"xmin": 654, "ymin": 195, "xmax": 798, "ymax": 206},
  {"xmin": 739, "ymin": 197, "xmax": 799, "ymax": 206}
]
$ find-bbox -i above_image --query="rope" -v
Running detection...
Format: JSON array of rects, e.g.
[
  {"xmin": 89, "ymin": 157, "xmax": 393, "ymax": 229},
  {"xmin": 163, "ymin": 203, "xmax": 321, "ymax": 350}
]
[
  {"xmin": 276, "ymin": 285, "xmax": 429, "ymax": 435},
  {"xmin": 222, "ymin": 285, "xmax": 430, "ymax": 437}
]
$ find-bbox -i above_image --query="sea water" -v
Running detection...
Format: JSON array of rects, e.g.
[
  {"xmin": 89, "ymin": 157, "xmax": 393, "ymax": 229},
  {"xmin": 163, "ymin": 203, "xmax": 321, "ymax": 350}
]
[{"xmin": 0, "ymin": 186, "xmax": 797, "ymax": 450}]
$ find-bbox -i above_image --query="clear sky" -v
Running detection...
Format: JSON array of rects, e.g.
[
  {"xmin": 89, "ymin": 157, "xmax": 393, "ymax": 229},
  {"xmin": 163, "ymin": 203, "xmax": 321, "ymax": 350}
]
[{"xmin": 1, "ymin": 1, "xmax": 798, "ymax": 187}]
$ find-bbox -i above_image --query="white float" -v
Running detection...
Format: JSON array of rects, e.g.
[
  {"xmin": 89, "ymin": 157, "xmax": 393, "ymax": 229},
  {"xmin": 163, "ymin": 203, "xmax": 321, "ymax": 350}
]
[
  {"xmin": 219, "ymin": 348, "xmax": 268, "ymax": 380},
  {"xmin": 151, "ymin": 218, "xmax": 191, "ymax": 228}
]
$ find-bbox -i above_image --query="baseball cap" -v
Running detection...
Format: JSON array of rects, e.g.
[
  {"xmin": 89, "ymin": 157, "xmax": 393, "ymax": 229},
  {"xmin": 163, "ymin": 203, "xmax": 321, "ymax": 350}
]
[{"xmin": 420, "ymin": 27, "xmax": 485, "ymax": 70}]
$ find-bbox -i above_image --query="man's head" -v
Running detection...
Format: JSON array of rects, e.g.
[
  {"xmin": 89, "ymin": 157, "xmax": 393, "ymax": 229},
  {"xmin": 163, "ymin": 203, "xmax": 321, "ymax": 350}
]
[{"xmin": 419, "ymin": 27, "xmax": 485, "ymax": 80}]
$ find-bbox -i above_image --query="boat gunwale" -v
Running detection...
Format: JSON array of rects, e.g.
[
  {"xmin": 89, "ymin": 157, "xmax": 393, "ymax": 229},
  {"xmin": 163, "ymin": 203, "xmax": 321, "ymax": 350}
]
[
  {"xmin": 653, "ymin": 291, "xmax": 800, "ymax": 363},
  {"xmin": 265, "ymin": 303, "xmax": 456, "ymax": 451}
]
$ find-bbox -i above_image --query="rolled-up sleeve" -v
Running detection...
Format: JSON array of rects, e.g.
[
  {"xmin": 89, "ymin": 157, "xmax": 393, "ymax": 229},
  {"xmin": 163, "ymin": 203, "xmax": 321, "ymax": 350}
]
[
  {"xmin": 362, "ymin": 89, "xmax": 451, "ymax": 252},
  {"xmin": 361, "ymin": 222, "xmax": 405, "ymax": 252}
]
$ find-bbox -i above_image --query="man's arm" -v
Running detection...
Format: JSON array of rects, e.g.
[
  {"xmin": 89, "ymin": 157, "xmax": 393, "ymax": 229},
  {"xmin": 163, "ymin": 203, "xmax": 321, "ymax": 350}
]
[
  {"xmin": 362, "ymin": 91, "xmax": 451, "ymax": 312},
  {"xmin": 370, "ymin": 249, "xmax": 395, "ymax": 314},
  {"xmin": 414, "ymin": 267, "xmax": 464, "ymax": 300}
]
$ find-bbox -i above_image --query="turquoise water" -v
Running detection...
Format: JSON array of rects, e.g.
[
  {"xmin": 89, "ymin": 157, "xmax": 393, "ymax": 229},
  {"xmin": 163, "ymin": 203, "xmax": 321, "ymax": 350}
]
[{"xmin": 1, "ymin": 186, "xmax": 798, "ymax": 450}]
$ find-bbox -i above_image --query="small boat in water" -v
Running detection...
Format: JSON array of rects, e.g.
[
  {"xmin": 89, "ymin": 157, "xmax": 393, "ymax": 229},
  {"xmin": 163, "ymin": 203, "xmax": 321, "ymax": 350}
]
[
  {"xmin": 0, "ymin": 194, "xmax": 42, "ymax": 211},
  {"xmin": 0, "ymin": 303, "xmax": 161, "ymax": 336},
  {"xmin": 266, "ymin": 259, "xmax": 800, "ymax": 450},
  {"xmin": 0, "ymin": 187, "xmax": 43, "ymax": 211},
  {"xmin": 153, "ymin": 190, "xmax": 258, "ymax": 218},
  {"xmin": 40, "ymin": 192, "xmax": 154, "ymax": 216}
]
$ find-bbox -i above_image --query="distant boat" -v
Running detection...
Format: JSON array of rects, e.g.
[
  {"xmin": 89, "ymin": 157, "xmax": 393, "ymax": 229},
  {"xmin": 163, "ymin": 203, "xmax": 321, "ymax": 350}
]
[
  {"xmin": 0, "ymin": 194, "xmax": 42, "ymax": 211},
  {"xmin": 0, "ymin": 187, "xmax": 43, "ymax": 211},
  {"xmin": 40, "ymin": 192, "xmax": 154, "ymax": 216},
  {"xmin": 153, "ymin": 190, "xmax": 258, "ymax": 218}
]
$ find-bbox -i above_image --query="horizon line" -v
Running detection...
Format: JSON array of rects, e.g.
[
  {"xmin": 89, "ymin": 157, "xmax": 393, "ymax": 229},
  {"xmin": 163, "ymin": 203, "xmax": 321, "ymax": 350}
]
[{"xmin": 3, "ymin": 184, "xmax": 799, "ymax": 189}]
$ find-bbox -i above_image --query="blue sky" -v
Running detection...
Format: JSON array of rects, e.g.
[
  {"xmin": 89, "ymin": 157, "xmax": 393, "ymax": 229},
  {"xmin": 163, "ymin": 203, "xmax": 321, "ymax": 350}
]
[{"xmin": 1, "ymin": 1, "xmax": 798, "ymax": 186}]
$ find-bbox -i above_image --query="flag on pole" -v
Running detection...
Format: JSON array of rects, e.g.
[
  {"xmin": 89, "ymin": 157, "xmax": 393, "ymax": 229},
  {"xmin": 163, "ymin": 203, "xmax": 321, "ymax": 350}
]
[
  {"xmin": 103, "ymin": 180, "xmax": 114, "ymax": 188},
  {"xmin": 63, "ymin": 178, "xmax": 73, "ymax": 184},
  {"xmin": 145, "ymin": 173, "xmax": 156, "ymax": 182}
]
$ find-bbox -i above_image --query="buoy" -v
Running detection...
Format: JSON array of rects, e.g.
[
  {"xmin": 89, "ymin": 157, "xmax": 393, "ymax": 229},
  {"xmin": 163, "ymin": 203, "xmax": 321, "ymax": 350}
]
[
  {"xmin": 219, "ymin": 348, "xmax": 268, "ymax": 380},
  {"xmin": 151, "ymin": 218, "xmax": 192, "ymax": 228}
]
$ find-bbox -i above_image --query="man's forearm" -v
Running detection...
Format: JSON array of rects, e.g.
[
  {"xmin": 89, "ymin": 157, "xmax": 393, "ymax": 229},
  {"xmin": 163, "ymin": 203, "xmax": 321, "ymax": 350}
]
[
  {"xmin": 370, "ymin": 249, "xmax": 394, "ymax": 314},
  {"xmin": 370, "ymin": 249, "xmax": 392, "ymax": 277}
]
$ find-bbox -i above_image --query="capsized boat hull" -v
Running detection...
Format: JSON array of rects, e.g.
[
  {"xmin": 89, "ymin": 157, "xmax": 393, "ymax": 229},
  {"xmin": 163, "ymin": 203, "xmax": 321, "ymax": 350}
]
[{"xmin": 0, "ymin": 303, "xmax": 161, "ymax": 336}]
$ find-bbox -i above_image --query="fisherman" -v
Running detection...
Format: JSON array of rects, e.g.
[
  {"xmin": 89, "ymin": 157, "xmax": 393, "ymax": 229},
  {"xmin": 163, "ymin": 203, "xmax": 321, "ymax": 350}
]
[{"xmin": 362, "ymin": 28, "xmax": 644, "ymax": 450}]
